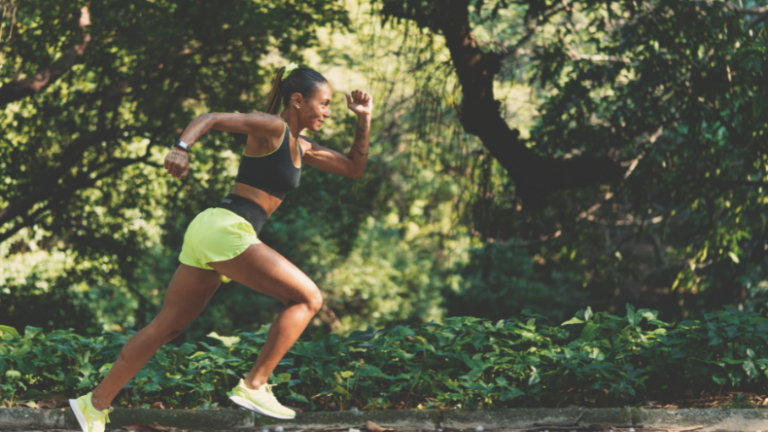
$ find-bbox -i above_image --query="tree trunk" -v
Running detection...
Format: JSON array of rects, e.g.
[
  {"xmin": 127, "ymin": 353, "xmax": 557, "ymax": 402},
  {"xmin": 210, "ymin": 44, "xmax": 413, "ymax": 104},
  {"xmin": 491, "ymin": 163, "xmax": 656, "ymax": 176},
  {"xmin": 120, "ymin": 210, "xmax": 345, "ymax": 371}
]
[{"xmin": 435, "ymin": 0, "xmax": 624, "ymax": 207}]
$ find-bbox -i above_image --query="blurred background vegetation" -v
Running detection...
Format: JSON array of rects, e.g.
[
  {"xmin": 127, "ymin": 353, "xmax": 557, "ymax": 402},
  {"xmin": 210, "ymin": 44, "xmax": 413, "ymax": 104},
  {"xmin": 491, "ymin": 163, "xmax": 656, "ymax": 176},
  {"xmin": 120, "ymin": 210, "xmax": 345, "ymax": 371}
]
[{"xmin": 1, "ymin": 0, "xmax": 767, "ymax": 342}]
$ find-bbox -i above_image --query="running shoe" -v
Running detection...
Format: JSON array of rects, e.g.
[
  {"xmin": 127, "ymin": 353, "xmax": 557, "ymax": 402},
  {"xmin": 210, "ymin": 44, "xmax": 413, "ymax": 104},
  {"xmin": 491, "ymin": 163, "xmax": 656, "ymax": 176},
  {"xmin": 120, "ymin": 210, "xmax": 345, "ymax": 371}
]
[
  {"xmin": 69, "ymin": 392, "xmax": 114, "ymax": 432},
  {"xmin": 228, "ymin": 379, "xmax": 296, "ymax": 420}
]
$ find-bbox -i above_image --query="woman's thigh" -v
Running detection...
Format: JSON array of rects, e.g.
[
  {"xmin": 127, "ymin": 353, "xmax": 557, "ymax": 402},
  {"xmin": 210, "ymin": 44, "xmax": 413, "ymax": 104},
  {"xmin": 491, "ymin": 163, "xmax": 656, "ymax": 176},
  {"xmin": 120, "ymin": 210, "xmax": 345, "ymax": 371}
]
[
  {"xmin": 208, "ymin": 243, "xmax": 321, "ymax": 307},
  {"xmin": 152, "ymin": 264, "xmax": 222, "ymax": 334}
]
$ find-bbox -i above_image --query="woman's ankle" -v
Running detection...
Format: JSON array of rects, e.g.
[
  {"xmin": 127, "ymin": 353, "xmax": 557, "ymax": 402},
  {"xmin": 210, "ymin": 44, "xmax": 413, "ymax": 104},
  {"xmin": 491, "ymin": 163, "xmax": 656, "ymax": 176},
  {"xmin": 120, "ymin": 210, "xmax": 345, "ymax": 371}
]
[
  {"xmin": 244, "ymin": 376, "xmax": 268, "ymax": 390},
  {"xmin": 90, "ymin": 392, "xmax": 111, "ymax": 411}
]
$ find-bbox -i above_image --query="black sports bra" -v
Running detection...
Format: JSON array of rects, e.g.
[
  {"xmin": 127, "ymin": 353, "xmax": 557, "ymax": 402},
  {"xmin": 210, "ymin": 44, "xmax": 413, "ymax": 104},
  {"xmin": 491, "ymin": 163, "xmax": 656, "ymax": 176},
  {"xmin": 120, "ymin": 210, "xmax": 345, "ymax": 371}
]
[{"xmin": 235, "ymin": 122, "xmax": 302, "ymax": 200}]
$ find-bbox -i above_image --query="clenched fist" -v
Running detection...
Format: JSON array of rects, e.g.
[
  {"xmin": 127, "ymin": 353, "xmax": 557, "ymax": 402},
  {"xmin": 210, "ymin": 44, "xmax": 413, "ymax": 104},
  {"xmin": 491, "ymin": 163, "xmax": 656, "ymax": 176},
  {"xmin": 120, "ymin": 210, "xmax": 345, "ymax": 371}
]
[
  {"xmin": 164, "ymin": 148, "xmax": 189, "ymax": 178},
  {"xmin": 345, "ymin": 90, "xmax": 373, "ymax": 117}
]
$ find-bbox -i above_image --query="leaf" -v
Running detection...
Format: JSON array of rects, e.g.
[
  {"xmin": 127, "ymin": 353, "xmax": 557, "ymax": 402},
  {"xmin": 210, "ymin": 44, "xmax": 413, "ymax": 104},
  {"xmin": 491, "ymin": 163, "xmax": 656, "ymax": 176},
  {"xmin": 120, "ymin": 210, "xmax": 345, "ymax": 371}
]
[
  {"xmin": 37, "ymin": 400, "xmax": 58, "ymax": 409},
  {"xmin": 366, "ymin": 421, "xmax": 395, "ymax": 432},
  {"xmin": 499, "ymin": 386, "xmax": 525, "ymax": 401},
  {"xmin": 561, "ymin": 317, "xmax": 585, "ymax": 326},
  {"xmin": 708, "ymin": 331, "xmax": 723, "ymax": 346},
  {"xmin": 0, "ymin": 325, "xmax": 20, "ymax": 338},
  {"xmin": 347, "ymin": 326, "xmax": 377, "ymax": 341},
  {"xmin": 744, "ymin": 361, "xmax": 758, "ymax": 379},
  {"xmin": 528, "ymin": 366, "xmax": 540, "ymax": 386},
  {"xmin": 206, "ymin": 332, "xmax": 240, "ymax": 348},
  {"xmin": 584, "ymin": 307, "xmax": 594, "ymax": 321},
  {"xmin": 626, "ymin": 304, "xmax": 637, "ymax": 327},
  {"xmin": 728, "ymin": 252, "xmax": 740, "ymax": 264},
  {"xmin": 712, "ymin": 371, "xmax": 728, "ymax": 386},
  {"xmin": 23, "ymin": 326, "xmax": 43, "ymax": 340},
  {"xmin": 581, "ymin": 323, "xmax": 600, "ymax": 342},
  {"xmin": 288, "ymin": 391, "xmax": 309, "ymax": 403}
]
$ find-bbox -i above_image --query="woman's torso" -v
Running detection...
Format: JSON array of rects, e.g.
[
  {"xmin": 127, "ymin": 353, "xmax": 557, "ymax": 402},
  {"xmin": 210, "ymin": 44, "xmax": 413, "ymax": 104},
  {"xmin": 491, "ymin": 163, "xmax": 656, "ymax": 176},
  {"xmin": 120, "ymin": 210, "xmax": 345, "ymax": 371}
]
[{"xmin": 232, "ymin": 121, "xmax": 303, "ymax": 218}]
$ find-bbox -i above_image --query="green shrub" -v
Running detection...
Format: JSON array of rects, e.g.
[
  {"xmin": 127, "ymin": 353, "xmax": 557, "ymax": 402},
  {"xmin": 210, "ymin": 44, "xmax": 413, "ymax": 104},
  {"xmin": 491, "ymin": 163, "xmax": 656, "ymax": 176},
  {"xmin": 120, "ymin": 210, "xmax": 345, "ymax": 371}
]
[{"xmin": 2, "ymin": 305, "xmax": 767, "ymax": 410}]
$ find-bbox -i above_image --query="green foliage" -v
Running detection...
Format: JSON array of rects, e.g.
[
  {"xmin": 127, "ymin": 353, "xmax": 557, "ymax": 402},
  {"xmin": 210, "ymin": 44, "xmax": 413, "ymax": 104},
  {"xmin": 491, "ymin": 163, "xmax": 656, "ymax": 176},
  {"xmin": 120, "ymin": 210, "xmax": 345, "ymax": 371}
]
[
  {"xmin": 519, "ymin": 0, "xmax": 768, "ymax": 313},
  {"xmin": 382, "ymin": 0, "xmax": 768, "ymax": 317},
  {"xmin": 3, "ymin": 306, "xmax": 768, "ymax": 410},
  {"xmin": 2, "ymin": 0, "xmax": 581, "ymax": 338},
  {"xmin": 445, "ymin": 242, "xmax": 584, "ymax": 323}
]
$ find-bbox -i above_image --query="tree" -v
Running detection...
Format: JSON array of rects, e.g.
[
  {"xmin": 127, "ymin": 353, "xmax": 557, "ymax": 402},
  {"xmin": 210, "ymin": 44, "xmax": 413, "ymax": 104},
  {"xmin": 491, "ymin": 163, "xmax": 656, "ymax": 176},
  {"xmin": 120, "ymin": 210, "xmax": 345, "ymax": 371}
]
[
  {"xmin": 0, "ymin": 0, "xmax": 347, "ymax": 241},
  {"xmin": 377, "ymin": 0, "xmax": 768, "ymax": 316},
  {"xmin": 0, "ymin": 0, "xmax": 348, "ymax": 331}
]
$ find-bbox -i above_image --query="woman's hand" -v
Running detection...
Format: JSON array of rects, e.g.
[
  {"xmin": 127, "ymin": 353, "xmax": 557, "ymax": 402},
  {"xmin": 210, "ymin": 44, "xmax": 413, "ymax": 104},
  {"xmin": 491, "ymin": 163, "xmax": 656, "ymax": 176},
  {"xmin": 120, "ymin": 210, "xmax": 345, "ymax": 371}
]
[
  {"xmin": 345, "ymin": 90, "xmax": 373, "ymax": 117},
  {"xmin": 164, "ymin": 147, "xmax": 189, "ymax": 178}
]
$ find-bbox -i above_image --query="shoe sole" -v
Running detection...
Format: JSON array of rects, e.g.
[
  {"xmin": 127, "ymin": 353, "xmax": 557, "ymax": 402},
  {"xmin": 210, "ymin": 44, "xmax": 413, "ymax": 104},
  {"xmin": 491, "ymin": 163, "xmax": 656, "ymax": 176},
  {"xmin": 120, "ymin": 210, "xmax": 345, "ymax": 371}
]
[
  {"xmin": 228, "ymin": 395, "xmax": 295, "ymax": 420},
  {"xmin": 69, "ymin": 399, "xmax": 89, "ymax": 432}
]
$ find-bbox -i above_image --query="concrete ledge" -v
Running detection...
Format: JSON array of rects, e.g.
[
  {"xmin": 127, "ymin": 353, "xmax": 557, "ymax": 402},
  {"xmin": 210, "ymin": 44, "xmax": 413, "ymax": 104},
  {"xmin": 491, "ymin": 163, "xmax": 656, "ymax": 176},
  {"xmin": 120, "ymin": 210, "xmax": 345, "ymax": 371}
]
[
  {"xmin": 633, "ymin": 408, "xmax": 768, "ymax": 432},
  {"xmin": 0, "ymin": 408, "xmax": 255, "ymax": 431},
  {"xmin": 2, "ymin": 407, "xmax": 768, "ymax": 431},
  {"xmin": 0, "ymin": 408, "xmax": 70, "ymax": 430},
  {"xmin": 256, "ymin": 409, "xmax": 440, "ymax": 429},
  {"xmin": 442, "ymin": 408, "xmax": 631, "ymax": 429},
  {"xmin": 0, "ymin": 408, "xmax": 438, "ymax": 431}
]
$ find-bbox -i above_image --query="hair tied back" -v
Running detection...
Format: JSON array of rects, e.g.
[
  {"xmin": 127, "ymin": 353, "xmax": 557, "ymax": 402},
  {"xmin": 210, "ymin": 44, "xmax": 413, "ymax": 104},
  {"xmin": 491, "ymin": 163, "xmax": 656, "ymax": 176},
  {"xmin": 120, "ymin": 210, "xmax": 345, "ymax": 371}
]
[
  {"xmin": 263, "ymin": 63, "xmax": 327, "ymax": 115},
  {"xmin": 283, "ymin": 62, "xmax": 299, "ymax": 78}
]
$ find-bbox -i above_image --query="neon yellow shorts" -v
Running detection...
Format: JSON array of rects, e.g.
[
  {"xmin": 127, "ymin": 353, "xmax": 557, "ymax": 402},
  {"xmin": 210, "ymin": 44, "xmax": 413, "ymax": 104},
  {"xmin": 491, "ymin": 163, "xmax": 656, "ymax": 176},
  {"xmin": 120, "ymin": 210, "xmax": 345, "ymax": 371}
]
[{"xmin": 179, "ymin": 208, "xmax": 261, "ymax": 270}]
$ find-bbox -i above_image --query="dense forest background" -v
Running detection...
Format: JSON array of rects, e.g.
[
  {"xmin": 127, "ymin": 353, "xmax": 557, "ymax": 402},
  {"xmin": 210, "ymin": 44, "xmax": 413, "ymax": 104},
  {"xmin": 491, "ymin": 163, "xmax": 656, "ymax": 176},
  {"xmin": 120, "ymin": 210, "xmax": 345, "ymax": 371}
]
[{"xmin": 1, "ymin": 0, "xmax": 767, "ymax": 342}]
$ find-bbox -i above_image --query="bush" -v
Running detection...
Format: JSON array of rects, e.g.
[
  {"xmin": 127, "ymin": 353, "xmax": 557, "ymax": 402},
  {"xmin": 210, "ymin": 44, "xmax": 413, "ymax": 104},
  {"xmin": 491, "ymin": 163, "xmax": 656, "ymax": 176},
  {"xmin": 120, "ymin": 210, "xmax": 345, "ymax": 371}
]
[{"xmin": 2, "ymin": 305, "xmax": 767, "ymax": 410}]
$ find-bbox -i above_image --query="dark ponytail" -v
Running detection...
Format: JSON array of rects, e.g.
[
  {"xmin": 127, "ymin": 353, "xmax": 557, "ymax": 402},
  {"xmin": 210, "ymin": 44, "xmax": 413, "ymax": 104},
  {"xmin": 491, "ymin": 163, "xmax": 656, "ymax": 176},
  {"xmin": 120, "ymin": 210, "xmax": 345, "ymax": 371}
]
[{"xmin": 263, "ymin": 66, "xmax": 328, "ymax": 115}]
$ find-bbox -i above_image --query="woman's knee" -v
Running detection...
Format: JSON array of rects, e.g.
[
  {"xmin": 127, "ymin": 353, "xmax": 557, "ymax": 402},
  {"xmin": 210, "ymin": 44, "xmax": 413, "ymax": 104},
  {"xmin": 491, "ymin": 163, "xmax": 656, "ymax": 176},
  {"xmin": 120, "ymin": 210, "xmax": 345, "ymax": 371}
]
[
  {"xmin": 303, "ymin": 284, "xmax": 323, "ymax": 315},
  {"xmin": 146, "ymin": 317, "xmax": 186, "ymax": 346}
]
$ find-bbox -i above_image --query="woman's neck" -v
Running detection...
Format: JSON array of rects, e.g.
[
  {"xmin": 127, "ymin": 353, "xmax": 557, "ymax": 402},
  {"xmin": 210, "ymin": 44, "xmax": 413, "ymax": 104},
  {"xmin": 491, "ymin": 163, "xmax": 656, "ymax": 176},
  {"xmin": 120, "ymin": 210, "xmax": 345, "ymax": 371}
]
[{"xmin": 279, "ymin": 111, "xmax": 302, "ymax": 138}]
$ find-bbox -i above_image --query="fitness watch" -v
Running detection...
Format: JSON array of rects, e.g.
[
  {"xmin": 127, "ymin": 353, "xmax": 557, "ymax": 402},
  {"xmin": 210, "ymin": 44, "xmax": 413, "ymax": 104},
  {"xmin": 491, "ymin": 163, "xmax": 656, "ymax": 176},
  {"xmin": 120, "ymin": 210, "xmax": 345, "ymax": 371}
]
[{"xmin": 174, "ymin": 140, "xmax": 190, "ymax": 152}]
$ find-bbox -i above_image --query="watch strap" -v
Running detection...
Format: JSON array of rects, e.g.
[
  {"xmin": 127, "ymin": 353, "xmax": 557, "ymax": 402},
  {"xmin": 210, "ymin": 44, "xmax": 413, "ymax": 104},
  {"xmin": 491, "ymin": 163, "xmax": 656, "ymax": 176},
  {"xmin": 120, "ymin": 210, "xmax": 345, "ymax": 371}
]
[{"xmin": 174, "ymin": 140, "xmax": 190, "ymax": 152}]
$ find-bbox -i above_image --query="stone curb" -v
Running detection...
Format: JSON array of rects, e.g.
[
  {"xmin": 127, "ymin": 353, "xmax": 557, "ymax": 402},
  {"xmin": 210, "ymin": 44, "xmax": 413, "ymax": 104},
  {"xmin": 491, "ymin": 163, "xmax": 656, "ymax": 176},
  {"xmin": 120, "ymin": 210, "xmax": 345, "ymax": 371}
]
[
  {"xmin": 634, "ymin": 408, "xmax": 768, "ymax": 431},
  {"xmin": 1, "ymin": 407, "xmax": 768, "ymax": 431},
  {"xmin": 441, "ymin": 408, "xmax": 632, "ymax": 429}
]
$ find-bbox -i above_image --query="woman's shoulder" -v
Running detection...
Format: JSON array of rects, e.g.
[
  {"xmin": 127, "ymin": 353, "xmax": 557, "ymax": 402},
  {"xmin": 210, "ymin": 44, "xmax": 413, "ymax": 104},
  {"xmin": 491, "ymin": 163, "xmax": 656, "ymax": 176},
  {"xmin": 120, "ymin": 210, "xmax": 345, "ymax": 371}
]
[
  {"xmin": 298, "ymin": 134, "xmax": 318, "ymax": 145},
  {"xmin": 252, "ymin": 112, "xmax": 285, "ymax": 137}
]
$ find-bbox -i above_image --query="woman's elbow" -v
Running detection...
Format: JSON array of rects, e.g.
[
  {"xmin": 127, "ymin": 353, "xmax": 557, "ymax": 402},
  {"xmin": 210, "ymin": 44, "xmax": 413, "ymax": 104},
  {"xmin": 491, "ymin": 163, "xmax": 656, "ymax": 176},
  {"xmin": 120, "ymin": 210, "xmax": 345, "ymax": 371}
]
[{"xmin": 197, "ymin": 113, "xmax": 215, "ymax": 125}]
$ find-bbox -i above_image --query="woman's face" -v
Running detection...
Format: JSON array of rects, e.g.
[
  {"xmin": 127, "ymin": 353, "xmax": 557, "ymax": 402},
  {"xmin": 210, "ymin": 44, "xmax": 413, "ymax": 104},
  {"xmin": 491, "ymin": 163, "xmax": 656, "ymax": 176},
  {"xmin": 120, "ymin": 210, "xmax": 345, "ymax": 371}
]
[{"xmin": 295, "ymin": 81, "xmax": 332, "ymax": 132}]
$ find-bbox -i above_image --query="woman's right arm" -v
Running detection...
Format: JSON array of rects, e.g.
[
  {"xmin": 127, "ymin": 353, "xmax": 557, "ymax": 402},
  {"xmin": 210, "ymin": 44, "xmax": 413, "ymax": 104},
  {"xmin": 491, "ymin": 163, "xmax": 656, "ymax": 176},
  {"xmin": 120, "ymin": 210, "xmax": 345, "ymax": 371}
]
[{"xmin": 164, "ymin": 113, "xmax": 282, "ymax": 179}]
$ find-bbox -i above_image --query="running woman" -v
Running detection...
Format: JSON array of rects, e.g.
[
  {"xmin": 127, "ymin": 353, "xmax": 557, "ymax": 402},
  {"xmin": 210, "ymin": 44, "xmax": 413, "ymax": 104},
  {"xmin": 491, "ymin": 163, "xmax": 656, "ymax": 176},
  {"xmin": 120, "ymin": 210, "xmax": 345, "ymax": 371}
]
[{"xmin": 69, "ymin": 63, "xmax": 373, "ymax": 431}]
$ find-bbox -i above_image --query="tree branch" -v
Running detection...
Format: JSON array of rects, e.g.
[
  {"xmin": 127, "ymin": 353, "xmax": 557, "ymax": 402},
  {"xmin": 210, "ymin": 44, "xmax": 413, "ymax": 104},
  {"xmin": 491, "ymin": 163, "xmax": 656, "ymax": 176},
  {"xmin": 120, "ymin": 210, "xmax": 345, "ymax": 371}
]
[
  {"xmin": 0, "ymin": 129, "xmax": 115, "ymax": 232},
  {"xmin": 747, "ymin": 9, "xmax": 768, "ymax": 28},
  {"xmin": 432, "ymin": 0, "xmax": 624, "ymax": 207},
  {"xmin": 0, "ymin": 7, "xmax": 90, "ymax": 106},
  {"xmin": 0, "ymin": 152, "xmax": 144, "ymax": 243}
]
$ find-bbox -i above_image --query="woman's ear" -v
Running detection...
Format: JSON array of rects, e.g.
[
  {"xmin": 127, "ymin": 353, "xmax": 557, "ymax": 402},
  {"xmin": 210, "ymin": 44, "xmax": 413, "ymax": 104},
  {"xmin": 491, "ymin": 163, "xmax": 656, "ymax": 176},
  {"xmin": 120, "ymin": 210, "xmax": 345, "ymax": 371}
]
[{"xmin": 291, "ymin": 92, "xmax": 303, "ymax": 109}]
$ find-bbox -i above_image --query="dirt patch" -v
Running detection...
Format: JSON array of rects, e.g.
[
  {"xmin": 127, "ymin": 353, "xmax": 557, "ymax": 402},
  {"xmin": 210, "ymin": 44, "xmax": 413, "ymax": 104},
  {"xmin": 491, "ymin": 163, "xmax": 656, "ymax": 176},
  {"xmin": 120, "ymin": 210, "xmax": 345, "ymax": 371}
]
[{"xmin": 638, "ymin": 391, "xmax": 768, "ymax": 409}]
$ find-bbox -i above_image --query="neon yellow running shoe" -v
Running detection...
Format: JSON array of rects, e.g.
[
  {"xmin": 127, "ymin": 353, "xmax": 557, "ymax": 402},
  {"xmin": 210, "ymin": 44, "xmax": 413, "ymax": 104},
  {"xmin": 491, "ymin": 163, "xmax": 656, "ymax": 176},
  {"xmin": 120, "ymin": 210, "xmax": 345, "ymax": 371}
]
[
  {"xmin": 228, "ymin": 379, "xmax": 296, "ymax": 420},
  {"xmin": 69, "ymin": 392, "xmax": 114, "ymax": 432}
]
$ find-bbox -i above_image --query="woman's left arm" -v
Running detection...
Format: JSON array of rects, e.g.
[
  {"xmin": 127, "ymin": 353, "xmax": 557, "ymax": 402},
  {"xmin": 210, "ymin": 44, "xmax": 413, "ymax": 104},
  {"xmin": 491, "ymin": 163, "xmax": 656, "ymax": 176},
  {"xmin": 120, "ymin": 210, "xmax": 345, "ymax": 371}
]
[{"xmin": 303, "ymin": 90, "xmax": 372, "ymax": 179}]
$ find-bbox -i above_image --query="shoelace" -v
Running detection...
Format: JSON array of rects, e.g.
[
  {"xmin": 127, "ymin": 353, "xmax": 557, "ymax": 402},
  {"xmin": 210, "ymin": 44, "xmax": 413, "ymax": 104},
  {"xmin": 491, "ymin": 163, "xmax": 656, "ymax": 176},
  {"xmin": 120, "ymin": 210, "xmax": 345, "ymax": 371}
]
[
  {"xmin": 263, "ymin": 384, "xmax": 279, "ymax": 401},
  {"xmin": 238, "ymin": 381, "xmax": 281, "ymax": 403},
  {"xmin": 88, "ymin": 407, "xmax": 113, "ymax": 425}
]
